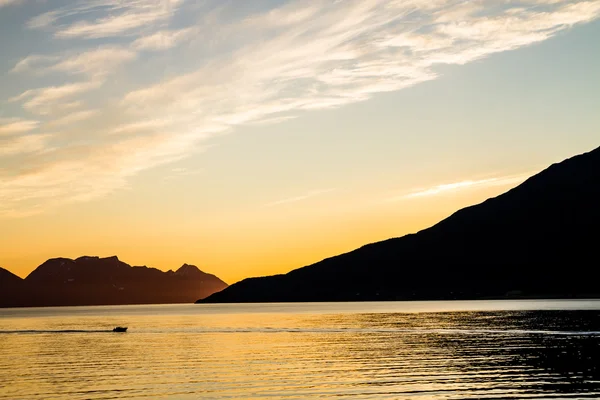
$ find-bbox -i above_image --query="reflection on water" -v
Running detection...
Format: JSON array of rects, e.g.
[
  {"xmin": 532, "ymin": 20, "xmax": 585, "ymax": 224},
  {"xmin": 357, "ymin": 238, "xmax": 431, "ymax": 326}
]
[{"xmin": 1, "ymin": 301, "xmax": 600, "ymax": 399}]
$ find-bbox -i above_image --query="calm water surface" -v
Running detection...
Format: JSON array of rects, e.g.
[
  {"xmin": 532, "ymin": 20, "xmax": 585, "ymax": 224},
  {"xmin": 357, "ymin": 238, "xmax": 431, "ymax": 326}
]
[{"xmin": 2, "ymin": 300, "xmax": 600, "ymax": 399}]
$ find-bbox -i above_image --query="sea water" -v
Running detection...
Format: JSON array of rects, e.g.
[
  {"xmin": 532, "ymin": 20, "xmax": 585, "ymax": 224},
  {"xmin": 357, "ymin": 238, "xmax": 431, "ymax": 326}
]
[{"xmin": 1, "ymin": 300, "xmax": 600, "ymax": 399}]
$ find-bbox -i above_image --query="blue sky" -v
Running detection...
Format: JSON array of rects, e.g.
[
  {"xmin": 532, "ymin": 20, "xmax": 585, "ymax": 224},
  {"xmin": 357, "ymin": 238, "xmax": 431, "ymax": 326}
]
[{"xmin": 1, "ymin": 0, "xmax": 599, "ymax": 280}]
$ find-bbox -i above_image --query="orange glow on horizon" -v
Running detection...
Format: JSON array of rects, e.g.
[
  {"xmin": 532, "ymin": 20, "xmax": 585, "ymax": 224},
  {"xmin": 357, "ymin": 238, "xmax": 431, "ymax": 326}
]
[{"xmin": 1, "ymin": 183, "xmax": 520, "ymax": 284}]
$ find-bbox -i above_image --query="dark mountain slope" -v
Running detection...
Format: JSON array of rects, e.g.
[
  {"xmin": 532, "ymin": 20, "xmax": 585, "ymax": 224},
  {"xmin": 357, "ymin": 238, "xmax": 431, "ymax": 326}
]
[
  {"xmin": 0, "ymin": 267, "xmax": 26, "ymax": 308},
  {"xmin": 1, "ymin": 256, "xmax": 227, "ymax": 307},
  {"xmin": 0, "ymin": 267, "xmax": 23, "ymax": 286},
  {"xmin": 199, "ymin": 146, "xmax": 600, "ymax": 303}
]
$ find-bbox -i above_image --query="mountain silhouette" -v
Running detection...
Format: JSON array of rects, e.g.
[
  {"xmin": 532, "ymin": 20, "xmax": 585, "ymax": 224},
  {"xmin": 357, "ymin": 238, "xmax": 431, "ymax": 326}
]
[
  {"xmin": 0, "ymin": 256, "xmax": 227, "ymax": 308},
  {"xmin": 199, "ymin": 145, "xmax": 600, "ymax": 303},
  {"xmin": 0, "ymin": 267, "xmax": 23, "ymax": 286}
]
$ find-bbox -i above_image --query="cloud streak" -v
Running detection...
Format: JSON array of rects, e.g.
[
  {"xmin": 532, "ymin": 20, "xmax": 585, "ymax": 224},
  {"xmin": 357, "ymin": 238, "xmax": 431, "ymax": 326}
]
[
  {"xmin": 47, "ymin": 110, "xmax": 99, "ymax": 127},
  {"xmin": 51, "ymin": 47, "xmax": 137, "ymax": 77},
  {"xmin": 28, "ymin": 0, "xmax": 186, "ymax": 39},
  {"xmin": 265, "ymin": 189, "xmax": 337, "ymax": 207},
  {"xmin": 132, "ymin": 27, "xmax": 196, "ymax": 51},
  {"xmin": 2, "ymin": 0, "xmax": 600, "ymax": 217},
  {"xmin": 0, "ymin": 119, "xmax": 39, "ymax": 136},
  {"xmin": 0, "ymin": 0, "xmax": 22, "ymax": 8},
  {"xmin": 0, "ymin": 134, "xmax": 53, "ymax": 157},
  {"xmin": 388, "ymin": 172, "xmax": 537, "ymax": 202},
  {"xmin": 9, "ymin": 81, "xmax": 103, "ymax": 115}
]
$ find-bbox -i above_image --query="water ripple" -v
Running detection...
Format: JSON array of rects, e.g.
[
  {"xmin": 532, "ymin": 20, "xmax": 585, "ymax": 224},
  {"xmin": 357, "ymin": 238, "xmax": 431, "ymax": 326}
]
[{"xmin": 2, "ymin": 302, "xmax": 600, "ymax": 399}]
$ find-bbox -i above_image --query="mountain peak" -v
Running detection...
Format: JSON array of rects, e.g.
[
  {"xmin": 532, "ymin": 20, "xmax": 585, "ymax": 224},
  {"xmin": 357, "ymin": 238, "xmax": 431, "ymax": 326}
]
[{"xmin": 176, "ymin": 264, "xmax": 203, "ymax": 276}]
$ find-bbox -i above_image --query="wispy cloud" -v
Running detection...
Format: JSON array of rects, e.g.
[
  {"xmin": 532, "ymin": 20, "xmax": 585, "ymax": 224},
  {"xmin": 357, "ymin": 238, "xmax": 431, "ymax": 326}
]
[
  {"xmin": 28, "ymin": 0, "xmax": 186, "ymax": 39},
  {"xmin": 119, "ymin": 0, "xmax": 600, "ymax": 130},
  {"xmin": 46, "ymin": 110, "xmax": 99, "ymax": 127},
  {"xmin": 9, "ymin": 81, "xmax": 103, "ymax": 115},
  {"xmin": 387, "ymin": 172, "xmax": 537, "ymax": 202},
  {"xmin": 0, "ymin": 132, "xmax": 202, "ymax": 219},
  {"xmin": 132, "ymin": 27, "xmax": 196, "ymax": 51},
  {"xmin": 162, "ymin": 167, "xmax": 204, "ymax": 181},
  {"xmin": 265, "ymin": 188, "xmax": 337, "ymax": 207},
  {"xmin": 246, "ymin": 116, "xmax": 298, "ymax": 126},
  {"xmin": 12, "ymin": 46, "xmax": 136, "ymax": 80},
  {"xmin": 2, "ymin": 0, "xmax": 600, "ymax": 218},
  {"xmin": 52, "ymin": 47, "xmax": 137, "ymax": 77},
  {"xmin": 10, "ymin": 55, "xmax": 58, "ymax": 74},
  {"xmin": 109, "ymin": 119, "xmax": 177, "ymax": 135},
  {"xmin": 0, "ymin": 118, "xmax": 39, "ymax": 136},
  {"xmin": 0, "ymin": 134, "xmax": 53, "ymax": 157},
  {"xmin": 0, "ymin": 0, "xmax": 23, "ymax": 8}
]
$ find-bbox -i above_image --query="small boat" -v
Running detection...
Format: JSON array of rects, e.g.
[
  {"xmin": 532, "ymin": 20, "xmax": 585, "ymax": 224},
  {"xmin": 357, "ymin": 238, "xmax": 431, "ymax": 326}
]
[{"xmin": 113, "ymin": 327, "xmax": 128, "ymax": 332}]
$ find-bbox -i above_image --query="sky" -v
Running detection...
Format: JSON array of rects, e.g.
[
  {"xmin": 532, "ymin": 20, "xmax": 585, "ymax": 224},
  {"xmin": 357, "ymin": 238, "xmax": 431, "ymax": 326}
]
[{"xmin": 1, "ymin": 0, "xmax": 599, "ymax": 284}]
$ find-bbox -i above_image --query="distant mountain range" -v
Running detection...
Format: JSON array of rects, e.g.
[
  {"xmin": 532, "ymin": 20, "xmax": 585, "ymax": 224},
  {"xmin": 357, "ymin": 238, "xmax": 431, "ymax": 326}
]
[
  {"xmin": 199, "ymin": 145, "xmax": 600, "ymax": 303},
  {"xmin": 0, "ymin": 256, "xmax": 227, "ymax": 308}
]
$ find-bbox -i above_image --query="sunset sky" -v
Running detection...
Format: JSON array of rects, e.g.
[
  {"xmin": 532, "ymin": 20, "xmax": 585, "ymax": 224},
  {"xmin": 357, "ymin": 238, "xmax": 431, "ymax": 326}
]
[{"xmin": 1, "ymin": 0, "xmax": 599, "ymax": 284}]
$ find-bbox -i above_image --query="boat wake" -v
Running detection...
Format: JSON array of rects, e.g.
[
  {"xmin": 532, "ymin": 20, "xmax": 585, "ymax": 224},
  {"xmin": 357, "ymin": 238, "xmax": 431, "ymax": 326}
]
[{"xmin": 0, "ymin": 329, "xmax": 118, "ymax": 334}]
